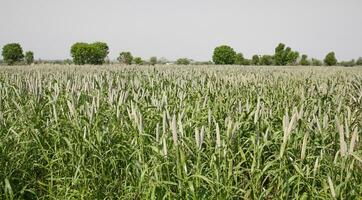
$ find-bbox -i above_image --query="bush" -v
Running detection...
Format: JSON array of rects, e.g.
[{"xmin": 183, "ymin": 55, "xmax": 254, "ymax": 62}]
[
  {"xmin": 324, "ymin": 52, "xmax": 337, "ymax": 66},
  {"xmin": 274, "ymin": 43, "xmax": 299, "ymax": 65},
  {"xmin": 259, "ymin": 55, "xmax": 274, "ymax": 66},
  {"xmin": 70, "ymin": 42, "xmax": 109, "ymax": 65},
  {"xmin": 2, "ymin": 43, "xmax": 24, "ymax": 65},
  {"xmin": 339, "ymin": 59, "xmax": 355, "ymax": 67},
  {"xmin": 212, "ymin": 45, "xmax": 236, "ymax": 65},
  {"xmin": 234, "ymin": 53, "xmax": 245, "ymax": 65},
  {"xmin": 118, "ymin": 52, "xmax": 133, "ymax": 65},
  {"xmin": 251, "ymin": 55, "xmax": 260, "ymax": 65},
  {"xmin": 176, "ymin": 58, "xmax": 190, "ymax": 65},
  {"xmin": 311, "ymin": 58, "xmax": 322, "ymax": 66},
  {"xmin": 356, "ymin": 57, "xmax": 362, "ymax": 66},
  {"xmin": 25, "ymin": 51, "xmax": 34, "ymax": 65},
  {"xmin": 299, "ymin": 54, "xmax": 310, "ymax": 66},
  {"xmin": 133, "ymin": 57, "xmax": 143, "ymax": 65},
  {"xmin": 150, "ymin": 57, "xmax": 157, "ymax": 66}
]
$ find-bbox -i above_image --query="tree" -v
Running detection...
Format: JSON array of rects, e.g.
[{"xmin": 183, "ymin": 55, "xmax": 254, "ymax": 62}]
[
  {"xmin": 274, "ymin": 43, "xmax": 299, "ymax": 65},
  {"xmin": 259, "ymin": 55, "xmax": 273, "ymax": 66},
  {"xmin": 299, "ymin": 54, "xmax": 310, "ymax": 66},
  {"xmin": 2, "ymin": 43, "xmax": 24, "ymax": 65},
  {"xmin": 212, "ymin": 45, "xmax": 236, "ymax": 65},
  {"xmin": 234, "ymin": 53, "xmax": 245, "ymax": 65},
  {"xmin": 25, "ymin": 51, "xmax": 34, "ymax": 65},
  {"xmin": 70, "ymin": 42, "xmax": 109, "ymax": 65},
  {"xmin": 311, "ymin": 58, "xmax": 322, "ymax": 66},
  {"xmin": 356, "ymin": 57, "xmax": 362, "ymax": 66},
  {"xmin": 324, "ymin": 52, "xmax": 337, "ymax": 66},
  {"xmin": 118, "ymin": 52, "xmax": 133, "ymax": 65},
  {"xmin": 251, "ymin": 55, "xmax": 260, "ymax": 65},
  {"xmin": 150, "ymin": 57, "xmax": 157, "ymax": 65},
  {"xmin": 176, "ymin": 58, "xmax": 190, "ymax": 65},
  {"xmin": 339, "ymin": 59, "xmax": 355, "ymax": 67},
  {"xmin": 133, "ymin": 57, "xmax": 143, "ymax": 65}
]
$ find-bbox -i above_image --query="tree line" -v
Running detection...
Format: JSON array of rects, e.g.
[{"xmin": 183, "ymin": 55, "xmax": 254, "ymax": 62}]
[{"xmin": 1, "ymin": 42, "xmax": 362, "ymax": 67}]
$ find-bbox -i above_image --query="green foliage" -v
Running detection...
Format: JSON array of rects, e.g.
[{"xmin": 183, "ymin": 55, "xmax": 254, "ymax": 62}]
[
  {"xmin": 118, "ymin": 52, "xmax": 133, "ymax": 65},
  {"xmin": 339, "ymin": 59, "xmax": 355, "ymax": 67},
  {"xmin": 356, "ymin": 57, "xmax": 362, "ymax": 66},
  {"xmin": 234, "ymin": 53, "xmax": 245, "ymax": 65},
  {"xmin": 133, "ymin": 57, "xmax": 143, "ymax": 65},
  {"xmin": 70, "ymin": 42, "xmax": 109, "ymax": 65},
  {"xmin": 251, "ymin": 55, "xmax": 260, "ymax": 65},
  {"xmin": 312, "ymin": 58, "xmax": 322, "ymax": 66},
  {"xmin": 150, "ymin": 57, "xmax": 157, "ymax": 65},
  {"xmin": 176, "ymin": 58, "xmax": 191, "ymax": 65},
  {"xmin": 1, "ymin": 43, "xmax": 24, "ymax": 65},
  {"xmin": 25, "ymin": 51, "xmax": 34, "ymax": 65},
  {"xmin": 212, "ymin": 45, "xmax": 236, "ymax": 65},
  {"xmin": 324, "ymin": 52, "xmax": 337, "ymax": 66},
  {"xmin": 299, "ymin": 54, "xmax": 310, "ymax": 66},
  {"xmin": 259, "ymin": 55, "xmax": 274, "ymax": 65},
  {"xmin": 274, "ymin": 43, "xmax": 299, "ymax": 65}
]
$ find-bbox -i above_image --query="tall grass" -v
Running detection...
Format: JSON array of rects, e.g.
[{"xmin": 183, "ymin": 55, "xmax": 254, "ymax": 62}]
[{"xmin": 0, "ymin": 65, "xmax": 361, "ymax": 199}]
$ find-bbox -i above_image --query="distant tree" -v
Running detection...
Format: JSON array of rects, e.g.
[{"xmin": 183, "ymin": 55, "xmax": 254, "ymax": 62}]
[
  {"xmin": 324, "ymin": 52, "xmax": 337, "ymax": 66},
  {"xmin": 2, "ymin": 43, "xmax": 24, "ymax": 65},
  {"xmin": 150, "ymin": 57, "xmax": 157, "ymax": 65},
  {"xmin": 212, "ymin": 45, "xmax": 236, "ymax": 65},
  {"xmin": 133, "ymin": 57, "xmax": 143, "ymax": 65},
  {"xmin": 274, "ymin": 43, "xmax": 299, "ymax": 65},
  {"xmin": 176, "ymin": 58, "xmax": 190, "ymax": 65},
  {"xmin": 70, "ymin": 42, "xmax": 109, "ymax": 65},
  {"xmin": 251, "ymin": 55, "xmax": 260, "ymax": 65},
  {"xmin": 243, "ymin": 59, "xmax": 251, "ymax": 66},
  {"xmin": 356, "ymin": 57, "xmax": 362, "ymax": 66},
  {"xmin": 118, "ymin": 52, "xmax": 133, "ymax": 65},
  {"xmin": 158, "ymin": 57, "xmax": 169, "ymax": 64},
  {"xmin": 299, "ymin": 54, "xmax": 310, "ymax": 66},
  {"xmin": 234, "ymin": 53, "xmax": 245, "ymax": 65},
  {"xmin": 339, "ymin": 59, "xmax": 355, "ymax": 67},
  {"xmin": 311, "ymin": 58, "xmax": 322, "ymax": 66},
  {"xmin": 25, "ymin": 51, "xmax": 34, "ymax": 65},
  {"xmin": 259, "ymin": 55, "xmax": 273, "ymax": 66}
]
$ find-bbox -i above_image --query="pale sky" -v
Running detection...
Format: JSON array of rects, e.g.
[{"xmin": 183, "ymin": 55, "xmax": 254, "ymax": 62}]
[{"xmin": 0, "ymin": 0, "xmax": 361, "ymax": 61}]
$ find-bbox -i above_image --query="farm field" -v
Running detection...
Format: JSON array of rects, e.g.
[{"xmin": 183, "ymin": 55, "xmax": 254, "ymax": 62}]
[{"xmin": 1, "ymin": 65, "xmax": 362, "ymax": 199}]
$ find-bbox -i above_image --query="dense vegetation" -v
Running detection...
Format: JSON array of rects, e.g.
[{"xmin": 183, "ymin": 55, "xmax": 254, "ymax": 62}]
[
  {"xmin": 70, "ymin": 42, "xmax": 109, "ymax": 65},
  {"xmin": 0, "ymin": 65, "xmax": 361, "ymax": 199}
]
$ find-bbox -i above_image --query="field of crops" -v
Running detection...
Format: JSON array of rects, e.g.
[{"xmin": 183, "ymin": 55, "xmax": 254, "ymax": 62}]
[{"xmin": 0, "ymin": 65, "xmax": 362, "ymax": 199}]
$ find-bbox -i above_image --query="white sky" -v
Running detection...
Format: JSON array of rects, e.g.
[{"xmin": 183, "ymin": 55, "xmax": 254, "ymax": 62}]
[{"xmin": 1, "ymin": 0, "xmax": 361, "ymax": 61}]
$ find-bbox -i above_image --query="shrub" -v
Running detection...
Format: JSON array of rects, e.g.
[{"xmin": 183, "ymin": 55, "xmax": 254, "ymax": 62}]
[
  {"xmin": 70, "ymin": 42, "xmax": 109, "ymax": 65},
  {"xmin": 234, "ymin": 53, "xmax": 245, "ymax": 65},
  {"xmin": 25, "ymin": 51, "xmax": 34, "ymax": 65},
  {"xmin": 274, "ymin": 43, "xmax": 299, "ymax": 65},
  {"xmin": 212, "ymin": 45, "xmax": 236, "ymax": 65},
  {"xmin": 311, "ymin": 58, "xmax": 322, "ymax": 66},
  {"xmin": 251, "ymin": 55, "xmax": 260, "ymax": 65},
  {"xmin": 176, "ymin": 58, "xmax": 190, "ymax": 65},
  {"xmin": 259, "ymin": 55, "xmax": 274, "ymax": 65},
  {"xmin": 339, "ymin": 59, "xmax": 355, "ymax": 67},
  {"xmin": 324, "ymin": 52, "xmax": 337, "ymax": 66},
  {"xmin": 118, "ymin": 52, "xmax": 133, "ymax": 65},
  {"xmin": 150, "ymin": 57, "xmax": 157, "ymax": 65},
  {"xmin": 1, "ymin": 43, "xmax": 24, "ymax": 65},
  {"xmin": 356, "ymin": 57, "xmax": 362, "ymax": 66},
  {"xmin": 133, "ymin": 57, "xmax": 143, "ymax": 65},
  {"xmin": 299, "ymin": 54, "xmax": 310, "ymax": 66}
]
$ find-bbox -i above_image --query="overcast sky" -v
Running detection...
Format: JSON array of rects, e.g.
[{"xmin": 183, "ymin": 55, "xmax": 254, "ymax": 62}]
[{"xmin": 0, "ymin": 0, "xmax": 361, "ymax": 61}]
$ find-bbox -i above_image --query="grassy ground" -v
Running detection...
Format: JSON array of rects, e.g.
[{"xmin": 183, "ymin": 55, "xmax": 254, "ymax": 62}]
[{"xmin": 0, "ymin": 65, "xmax": 362, "ymax": 199}]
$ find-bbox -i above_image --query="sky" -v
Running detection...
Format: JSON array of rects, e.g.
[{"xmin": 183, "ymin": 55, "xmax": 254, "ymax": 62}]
[{"xmin": 0, "ymin": 0, "xmax": 361, "ymax": 61}]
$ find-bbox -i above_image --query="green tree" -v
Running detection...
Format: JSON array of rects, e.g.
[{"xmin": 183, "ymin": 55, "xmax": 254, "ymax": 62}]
[
  {"xmin": 299, "ymin": 54, "xmax": 310, "ymax": 66},
  {"xmin": 176, "ymin": 58, "xmax": 190, "ymax": 65},
  {"xmin": 339, "ymin": 59, "xmax": 355, "ymax": 67},
  {"xmin": 259, "ymin": 55, "xmax": 274, "ymax": 66},
  {"xmin": 234, "ymin": 53, "xmax": 245, "ymax": 65},
  {"xmin": 324, "ymin": 52, "xmax": 337, "ymax": 66},
  {"xmin": 150, "ymin": 57, "xmax": 157, "ymax": 65},
  {"xmin": 274, "ymin": 43, "xmax": 299, "ymax": 65},
  {"xmin": 212, "ymin": 45, "xmax": 236, "ymax": 65},
  {"xmin": 1, "ymin": 43, "xmax": 24, "ymax": 65},
  {"xmin": 355, "ymin": 57, "xmax": 362, "ymax": 66},
  {"xmin": 25, "ymin": 51, "xmax": 34, "ymax": 65},
  {"xmin": 251, "ymin": 55, "xmax": 260, "ymax": 65},
  {"xmin": 118, "ymin": 52, "xmax": 133, "ymax": 65},
  {"xmin": 311, "ymin": 58, "xmax": 322, "ymax": 66},
  {"xmin": 70, "ymin": 42, "xmax": 109, "ymax": 65},
  {"xmin": 133, "ymin": 57, "xmax": 143, "ymax": 65}
]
